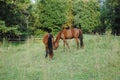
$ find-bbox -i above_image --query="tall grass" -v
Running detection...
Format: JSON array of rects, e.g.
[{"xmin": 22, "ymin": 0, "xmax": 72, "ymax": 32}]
[{"xmin": 0, "ymin": 34, "xmax": 120, "ymax": 80}]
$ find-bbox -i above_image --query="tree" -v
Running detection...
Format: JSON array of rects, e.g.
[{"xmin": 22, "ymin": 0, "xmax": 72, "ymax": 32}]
[
  {"xmin": 73, "ymin": 0, "xmax": 101, "ymax": 33},
  {"xmin": 102, "ymin": 0, "xmax": 120, "ymax": 35},
  {"xmin": 32, "ymin": 0, "xmax": 68, "ymax": 35},
  {"xmin": 0, "ymin": 0, "xmax": 31, "ymax": 40}
]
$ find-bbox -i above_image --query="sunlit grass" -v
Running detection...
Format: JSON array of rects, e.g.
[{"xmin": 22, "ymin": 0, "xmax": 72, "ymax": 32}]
[{"xmin": 0, "ymin": 34, "xmax": 120, "ymax": 80}]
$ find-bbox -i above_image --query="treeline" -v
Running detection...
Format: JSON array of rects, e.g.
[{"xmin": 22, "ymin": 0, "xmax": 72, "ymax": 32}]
[
  {"xmin": 0, "ymin": 0, "xmax": 30, "ymax": 40},
  {"xmin": 0, "ymin": 0, "xmax": 120, "ymax": 40}
]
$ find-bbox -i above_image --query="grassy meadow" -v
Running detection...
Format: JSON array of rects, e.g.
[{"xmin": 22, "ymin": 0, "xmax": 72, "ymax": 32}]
[{"xmin": 0, "ymin": 34, "xmax": 120, "ymax": 80}]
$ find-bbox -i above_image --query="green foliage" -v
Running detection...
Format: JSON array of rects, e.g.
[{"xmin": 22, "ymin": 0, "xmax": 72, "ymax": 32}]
[
  {"xmin": 0, "ymin": 0, "xmax": 120, "ymax": 40},
  {"xmin": 101, "ymin": 0, "xmax": 120, "ymax": 35},
  {"xmin": 32, "ymin": 0, "xmax": 68, "ymax": 34},
  {"xmin": 0, "ymin": 0, "xmax": 31, "ymax": 40},
  {"xmin": 73, "ymin": 0, "xmax": 101, "ymax": 33},
  {"xmin": 0, "ymin": 20, "xmax": 23, "ymax": 40},
  {"xmin": 34, "ymin": 29, "xmax": 45, "ymax": 37}
]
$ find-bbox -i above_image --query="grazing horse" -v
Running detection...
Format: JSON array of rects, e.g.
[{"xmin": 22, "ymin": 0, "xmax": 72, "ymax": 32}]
[
  {"xmin": 43, "ymin": 33, "xmax": 54, "ymax": 59},
  {"xmin": 54, "ymin": 28, "xmax": 84, "ymax": 49}
]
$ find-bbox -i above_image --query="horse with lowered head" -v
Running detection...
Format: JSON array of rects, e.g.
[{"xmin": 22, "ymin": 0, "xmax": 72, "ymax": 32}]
[
  {"xmin": 54, "ymin": 28, "xmax": 84, "ymax": 49},
  {"xmin": 43, "ymin": 32, "xmax": 58, "ymax": 59}
]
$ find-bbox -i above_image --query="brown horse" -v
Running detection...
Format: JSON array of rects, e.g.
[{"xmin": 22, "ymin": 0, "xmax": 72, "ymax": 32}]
[
  {"xmin": 54, "ymin": 28, "xmax": 84, "ymax": 49},
  {"xmin": 43, "ymin": 33, "xmax": 54, "ymax": 59}
]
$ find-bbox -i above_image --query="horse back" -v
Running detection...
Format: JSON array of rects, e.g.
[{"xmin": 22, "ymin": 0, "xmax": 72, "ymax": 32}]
[
  {"xmin": 59, "ymin": 28, "xmax": 82, "ymax": 39},
  {"xmin": 61, "ymin": 29, "xmax": 73, "ymax": 39},
  {"xmin": 43, "ymin": 33, "xmax": 54, "ymax": 45},
  {"xmin": 43, "ymin": 33, "xmax": 49, "ymax": 45}
]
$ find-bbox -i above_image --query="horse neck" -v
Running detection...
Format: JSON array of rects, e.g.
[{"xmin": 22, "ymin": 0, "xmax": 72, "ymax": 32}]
[
  {"xmin": 52, "ymin": 32, "xmax": 61, "ymax": 50},
  {"xmin": 55, "ymin": 32, "xmax": 61, "ymax": 43}
]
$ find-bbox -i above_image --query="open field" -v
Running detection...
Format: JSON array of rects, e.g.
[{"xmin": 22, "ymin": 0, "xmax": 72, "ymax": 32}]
[{"xmin": 0, "ymin": 34, "xmax": 120, "ymax": 80}]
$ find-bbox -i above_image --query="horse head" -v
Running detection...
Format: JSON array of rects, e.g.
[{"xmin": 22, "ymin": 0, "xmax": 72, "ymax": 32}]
[{"xmin": 53, "ymin": 41, "xmax": 59, "ymax": 50}]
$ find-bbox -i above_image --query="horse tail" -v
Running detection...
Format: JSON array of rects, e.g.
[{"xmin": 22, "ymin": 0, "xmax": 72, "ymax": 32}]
[
  {"xmin": 79, "ymin": 30, "xmax": 84, "ymax": 47},
  {"xmin": 48, "ymin": 34, "xmax": 53, "ymax": 55}
]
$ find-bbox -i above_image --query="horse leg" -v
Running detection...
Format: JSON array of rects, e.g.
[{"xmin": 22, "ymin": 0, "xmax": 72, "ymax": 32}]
[
  {"xmin": 66, "ymin": 42, "xmax": 70, "ymax": 49},
  {"xmin": 75, "ymin": 38, "xmax": 79, "ymax": 49},
  {"xmin": 63, "ymin": 40, "xmax": 65, "ymax": 48},
  {"xmin": 49, "ymin": 52, "xmax": 53, "ymax": 59},
  {"xmin": 45, "ymin": 46, "xmax": 48, "ymax": 58},
  {"xmin": 63, "ymin": 39, "xmax": 69, "ymax": 49}
]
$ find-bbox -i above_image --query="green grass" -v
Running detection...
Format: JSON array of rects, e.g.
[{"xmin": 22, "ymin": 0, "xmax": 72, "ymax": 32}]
[{"xmin": 0, "ymin": 34, "xmax": 120, "ymax": 80}]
